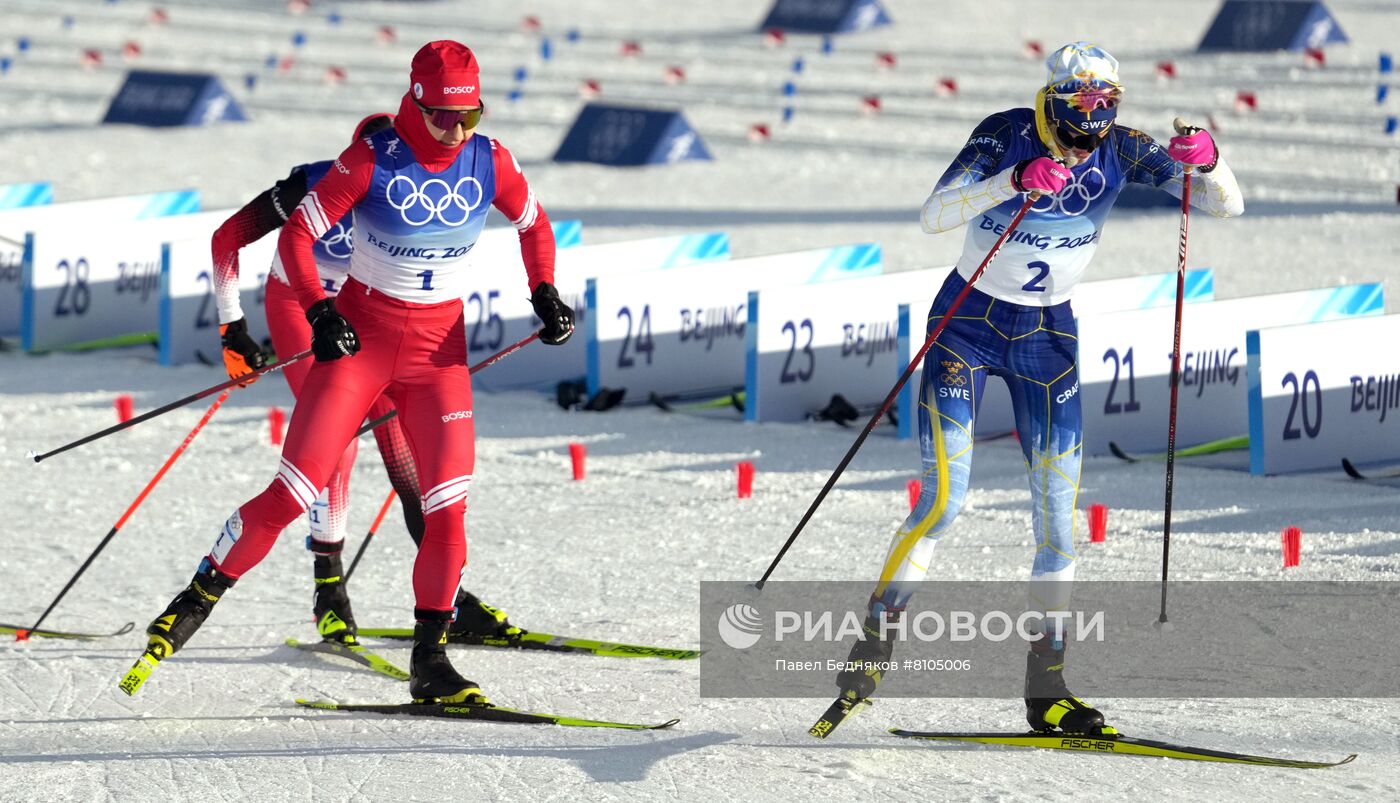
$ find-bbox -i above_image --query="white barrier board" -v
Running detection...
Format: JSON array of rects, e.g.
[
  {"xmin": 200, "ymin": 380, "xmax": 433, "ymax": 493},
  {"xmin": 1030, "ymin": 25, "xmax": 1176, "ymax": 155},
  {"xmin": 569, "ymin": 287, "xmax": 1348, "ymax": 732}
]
[
  {"xmin": 588, "ymin": 243, "xmax": 883, "ymax": 401},
  {"xmin": 1, "ymin": 189, "xmax": 200, "ymax": 336},
  {"xmin": 1077, "ymin": 283, "xmax": 1383, "ymax": 457},
  {"xmin": 21, "ymin": 210, "xmax": 227, "ymax": 351},
  {"xmin": 1247, "ymin": 314, "xmax": 1400, "ymax": 474},
  {"xmin": 465, "ymin": 230, "xmax": 730, "ymax": 390},
  {"xmin": 745, "ymin": 267, "xmax": 953, "ymax": 423},
  {"xmin": 894, "ymin": 269, "xmax": 1217, "ymax": 439}
]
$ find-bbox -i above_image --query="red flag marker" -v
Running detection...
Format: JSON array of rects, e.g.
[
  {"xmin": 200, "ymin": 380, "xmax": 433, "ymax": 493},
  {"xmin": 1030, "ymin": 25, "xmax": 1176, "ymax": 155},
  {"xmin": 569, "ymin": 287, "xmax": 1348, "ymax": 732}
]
[
  {"xmin": 1304, "ymin": 47, "xmax": 1325, "ymax": 68},
  {"xmin": 860, "ymin": 95, "xmax": 882, "ymax": 114},
  {"xmin": 737, "ymin": 462, "xmax": 755, "ymax": 499},
  {"xmin": 1155, "ymin": 61, "xmax": 1177, "ymax": 79},
  {"xmin": 80, "ymin": 49, "xmax": 102, "ymax": 68},
  {"xmin": 268, "ymin": 407, "xmax": 286, "ymax": 446},
  {"xmin": 875, "ymin": 52, "xmax": 897, "ymax": 70},
  {"xmin": 1282, "ymin": 526, "xmax": 1302, "ymax": 568},
  {"xmin": 324, "ymin": 65, "xmax": 346, "ymax": 84},
  {"xmin": 934, "ymin": 77, "xmax": 958, "ymax": 97},
  {"xmin": 763, "ymin": 28, "xmax": 786, "ymax": 48},
  {"xmin": 1088, "ymin": 503, "xmax": 1108, "ymax": 543},
  {"xmin": 747, "ymin": 124, "xmax": 771, "ymax": 143},
  {"xmin": 1023, "ymin": 40, "xmax": 1043, "ymax": 59},
  {"xmin": 569, "ymin": 443, "xmax": 586, "ymax": 481},
  {"xmin": 619, "ymin": 40, "xmax": 642, "ymax": 58},
  {"xmin": 579, "ymin": 79, "xmax": 601, "ymax": 99},
  {"xmin": 149, "ymin": 8, "xmax": 169, "ymax": 25},
  {"xmin": 114, "ymin": 395, "xmax": 134, "ymax": 423},
  {"xmin": 664, "ymin": 65, "xmax": 686, "ymax": 85},
  {"xmin": 376, "ymin": 25, "xmax": 397, "ymax": 44},
  {"xmin": 122, "ymin": 41, "xmax": 142, "ymax": 60},
  {"xmin": 906, "ymin": 479, "xmax": 921, "ymax": 511},
  {"xmin": 521, "ymin": 15, "xmax": 542, "ymax": 33},
  {"xmin": 1234, "ymin": 91, "xmax": 1257, "ymax": 112}
]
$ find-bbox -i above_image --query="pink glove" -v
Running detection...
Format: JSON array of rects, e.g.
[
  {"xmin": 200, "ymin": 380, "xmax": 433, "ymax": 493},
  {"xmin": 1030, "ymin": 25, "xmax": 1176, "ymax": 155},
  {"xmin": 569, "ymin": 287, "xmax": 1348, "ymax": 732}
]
[
  {"xmin": 1011, "ymin": 157, "xmax": 1071, "ymax": 195},
  {"xmin": 1168, "ymin": 126, "xmax": 1217, "ymax": 170}
]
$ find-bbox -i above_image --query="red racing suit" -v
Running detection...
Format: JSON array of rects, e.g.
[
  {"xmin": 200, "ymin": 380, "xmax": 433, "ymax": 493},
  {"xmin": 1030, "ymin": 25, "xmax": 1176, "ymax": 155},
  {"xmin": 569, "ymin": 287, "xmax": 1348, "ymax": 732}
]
[{"xmin": 206, "ymin": 97, "xmax": 554, "ymax": 612}]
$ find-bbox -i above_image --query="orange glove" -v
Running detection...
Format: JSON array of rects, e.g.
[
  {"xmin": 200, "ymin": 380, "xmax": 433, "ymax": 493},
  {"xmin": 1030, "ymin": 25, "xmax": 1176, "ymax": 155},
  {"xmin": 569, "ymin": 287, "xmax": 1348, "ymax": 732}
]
[{"xmin": 220, "ymin": 318, "xmax": 267, "ymax": 385}]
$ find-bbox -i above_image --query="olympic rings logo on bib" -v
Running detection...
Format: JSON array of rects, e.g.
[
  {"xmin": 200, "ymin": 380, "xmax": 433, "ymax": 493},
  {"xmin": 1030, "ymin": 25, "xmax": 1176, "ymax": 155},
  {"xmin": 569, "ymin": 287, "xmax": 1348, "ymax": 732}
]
[
  {"xmin": 1032, "ymin": 166, "xmax": 1106, "ymax": 217},
  {"xmin": 386, "ymin": 175, "xmax": 484, "ymax": 227},
  {"xmin": 319, "ymin": 221, "xmax": 354, "ymax": 258}
]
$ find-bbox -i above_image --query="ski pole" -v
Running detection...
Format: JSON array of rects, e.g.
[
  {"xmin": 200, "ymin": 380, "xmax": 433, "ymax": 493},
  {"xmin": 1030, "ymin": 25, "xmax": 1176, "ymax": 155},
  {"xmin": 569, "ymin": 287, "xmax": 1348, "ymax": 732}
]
[
  {"xmin": 341, "ymin": 329, "xmax": 541, "ymax": 579},
  {"xmin": 344, "ymin": 490, "xmax": 396, "ymax": 583},
  {"xmin": 1159, "ymin": 126, "xmax": 1195, "ymax": 625},
  {"xmin": 754, "ymin": 194, "xmax": 1041, "ymax": 590},
  {"xmin": 30, "ymin": 350, "xmax": 312, "ymax": 463},
  {"xmin": 25, "ymin": 390, "xmax": 232, "ymax": 635},
  {"xmin": 350, "ymin": 331, "xmax": 543, "ymax": 438}
]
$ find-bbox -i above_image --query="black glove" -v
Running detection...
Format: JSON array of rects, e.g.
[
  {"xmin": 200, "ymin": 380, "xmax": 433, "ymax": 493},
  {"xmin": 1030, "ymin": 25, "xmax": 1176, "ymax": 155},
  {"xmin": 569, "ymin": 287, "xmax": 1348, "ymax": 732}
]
[
  {"xmin": 530, "ymin": 282, "xmax": 575, "ymax": 345},
  {"xmin": 219, "ymin": 317, "xmax": 267, "ymax": 382},
  {"xmin": 305, "ymin": 298, "xmax": 360, "ymax": 362}
]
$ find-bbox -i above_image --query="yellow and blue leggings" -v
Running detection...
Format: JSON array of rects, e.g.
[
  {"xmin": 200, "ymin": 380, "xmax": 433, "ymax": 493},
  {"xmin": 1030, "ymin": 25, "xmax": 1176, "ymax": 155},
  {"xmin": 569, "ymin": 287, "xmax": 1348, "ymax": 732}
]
[{"xmin": 872, "ymin": 272, "xmax": 1082, "ymax": 625}]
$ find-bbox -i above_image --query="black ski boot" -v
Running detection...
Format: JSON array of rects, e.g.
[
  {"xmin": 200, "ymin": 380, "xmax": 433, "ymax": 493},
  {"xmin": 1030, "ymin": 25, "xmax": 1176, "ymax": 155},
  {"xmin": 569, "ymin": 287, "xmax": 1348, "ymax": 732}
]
[
  {"xmin": 835, "ymin": 605, "xmax": 901, "ymax": 700},
  {"xmin": 144, "ymin": 565, "xmax": 235, "ymax": 660},
  {"xmin": 410, "ymin": 610, "xmax": 487, "ymax": 705},
  {"xmin": 312, "ymin": 551, "xmax": 357, "ymax": 644},
  {"xmin": 1024, "ymin": 641, "xmax": 1113, "ymax": 735},
  {"xmin": 448, "ymin": 589, "xmax": 523, "ymax": 640}
]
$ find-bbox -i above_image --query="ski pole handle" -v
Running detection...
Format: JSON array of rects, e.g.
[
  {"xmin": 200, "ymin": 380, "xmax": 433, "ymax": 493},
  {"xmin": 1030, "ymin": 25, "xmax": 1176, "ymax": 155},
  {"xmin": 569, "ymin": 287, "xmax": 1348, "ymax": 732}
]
[{"xmin": 31, "ymin": 350, "xmax": 313, "ymax": 463}]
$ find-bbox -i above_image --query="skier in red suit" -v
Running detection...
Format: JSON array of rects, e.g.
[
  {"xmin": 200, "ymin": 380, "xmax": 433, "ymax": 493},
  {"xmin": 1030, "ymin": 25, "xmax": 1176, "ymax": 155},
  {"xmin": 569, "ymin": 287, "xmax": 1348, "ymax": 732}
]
[
  {"xmin": 134, "ymin": 41, "xmax": 574, "ymax": 704},
  {"xmin": 211, "ymin": 113, "xmax": 530, "ymax": 650}
]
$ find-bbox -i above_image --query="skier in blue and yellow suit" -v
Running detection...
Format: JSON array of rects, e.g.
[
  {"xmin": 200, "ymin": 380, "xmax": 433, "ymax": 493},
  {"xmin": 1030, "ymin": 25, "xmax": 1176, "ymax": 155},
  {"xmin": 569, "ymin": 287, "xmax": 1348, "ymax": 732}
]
[{"xmin": 836, "ymin": 42, "xmax": 1243, "ymax": 734}]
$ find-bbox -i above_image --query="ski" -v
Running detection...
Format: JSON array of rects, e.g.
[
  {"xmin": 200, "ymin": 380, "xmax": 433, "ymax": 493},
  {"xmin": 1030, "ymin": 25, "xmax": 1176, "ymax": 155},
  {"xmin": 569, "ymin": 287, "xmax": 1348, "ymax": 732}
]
[
  {"xmin": 1108, "ymin": 434, "xmax": 1248, "ymax": 463},
  {"xmin": 889, "ymin": 729, "xmax": 1357, "ymax": 769},
  {"xmin": 808, "ymin": 694, "xmax": 871, "ymax": 739},
  {"xmin": 285, "ymin": 637, "xmax": 410, "ymax": 681},
  {"xmin": 2, "ymin": 621, "xmax": 134, "ymax": 640},
  {"xmin": 295, "ymin": 698, "xmax": 680, "ymax": 730},
  {"xmin": 356, "ymin": 628, "xmax": 701, "ymax": 660},
  {"xmin": 1341, "ymin": 458, "xmax": 1400, "ymax": 481}
]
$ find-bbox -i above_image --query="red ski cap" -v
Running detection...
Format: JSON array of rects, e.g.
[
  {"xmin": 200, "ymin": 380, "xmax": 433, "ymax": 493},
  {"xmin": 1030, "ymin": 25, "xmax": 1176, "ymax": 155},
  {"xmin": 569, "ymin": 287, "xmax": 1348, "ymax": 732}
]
[{"xmin": 409, "ymin": 40, "xmax": 481, "ymax": 108}]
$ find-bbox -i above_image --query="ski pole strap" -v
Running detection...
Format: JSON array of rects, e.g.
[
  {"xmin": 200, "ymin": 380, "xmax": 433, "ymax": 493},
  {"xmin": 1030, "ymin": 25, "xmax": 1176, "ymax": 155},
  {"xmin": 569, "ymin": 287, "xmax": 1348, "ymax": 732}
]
[{"xmin": 31, "ymin": 349, "xmax": 313, "ymax": 464}]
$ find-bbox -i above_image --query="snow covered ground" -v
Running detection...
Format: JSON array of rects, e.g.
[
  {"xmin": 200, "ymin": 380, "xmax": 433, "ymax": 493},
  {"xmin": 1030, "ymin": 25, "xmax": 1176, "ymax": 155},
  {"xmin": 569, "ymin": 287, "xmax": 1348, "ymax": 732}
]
[{"xmin": 1, "ymin": 0, "xmax": 1398, "ymax": 800}]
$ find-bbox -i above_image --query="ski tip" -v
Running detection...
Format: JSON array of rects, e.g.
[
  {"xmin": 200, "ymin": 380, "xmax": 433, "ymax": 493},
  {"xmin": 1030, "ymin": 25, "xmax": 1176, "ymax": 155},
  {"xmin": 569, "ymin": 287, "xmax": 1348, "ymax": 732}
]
[
  {"xmin": 1108, "ymin": 442, "xmax": 1136, "ymax": 462},
  {"xmin": 654, "ymin": 718, "xmax": 682, "ymax": 730},
  {"xmin": 116, "ymin": 621, "xmax": 136, "ymax": 636},
  {"xmin": 1340, "ymin": 458, "xmax": 1364, "ymax": 480},
  {"xmin": 294, "ymin": 698, "xmax": 338, "ymax": 710}
]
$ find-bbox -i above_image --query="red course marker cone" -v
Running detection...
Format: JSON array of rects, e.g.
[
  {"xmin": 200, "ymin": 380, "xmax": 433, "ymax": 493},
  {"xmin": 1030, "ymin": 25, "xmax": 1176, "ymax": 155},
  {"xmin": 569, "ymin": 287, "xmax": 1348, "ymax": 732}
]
[
  {"xmin": 569, "ymin": 443, "xmax": 587, "ymax": 481},
  {"xmin": 268, "ymin": 407, "xmax": 286, "ymax": 446},
  {"xmin": 737, "ymin": 462, "xmax": 755, "ymax": 499},
  {"xmin": 1088, "ymin": 503, "xmax": 1108, "ymax": 543},
  {"xmin": 1282, "ymin": 526, "xmax": 1302, "ymax": 568},
  {"xmin": 114, "ymin": 394, "xmax": 134, "ymax": 423}
]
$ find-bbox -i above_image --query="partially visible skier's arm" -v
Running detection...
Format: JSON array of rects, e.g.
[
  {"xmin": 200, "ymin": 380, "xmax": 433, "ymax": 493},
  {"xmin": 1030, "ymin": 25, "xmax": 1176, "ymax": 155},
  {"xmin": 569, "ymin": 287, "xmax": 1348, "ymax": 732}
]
[
  {"xmin": 1122, "ymin": 124, "xmax": 1244, "ymax": 218},
  {"xmin": 920, "ymin": 114, "xmax": 1023, "ymax": 233},
  {"xmin": 210, "ymin": 168, "xmax": 308, "ymax": 325},
  {"xmin": 277, "ymin": 143, "xmax": 374, "ymax": 311}
]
